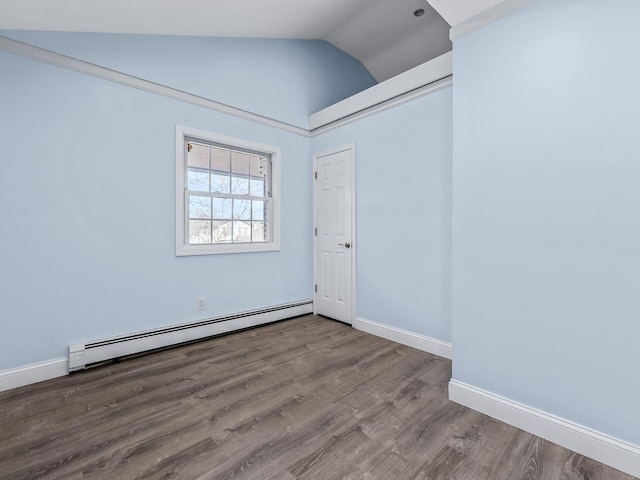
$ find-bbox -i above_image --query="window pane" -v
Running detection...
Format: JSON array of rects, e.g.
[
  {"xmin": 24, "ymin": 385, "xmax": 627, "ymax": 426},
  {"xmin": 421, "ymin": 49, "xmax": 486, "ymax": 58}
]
[
  {"xmin": 233, "ymin": 221, "xmax": 251, "ymax": 243},
  {"xmin": 231, "ymin": 176, "xmax": 249, "ymax": 195},
  {"xmin": 249, "ymin": 155, "xmax": 263, "ymax": 177},
  {"xmin": 189, "ymin": 220, "xmax": 211, "ymax": 244},
  {"xmin": 252, "ymin": 200, "xmax": 265, "ymax": 221},
  {"xmin": 212, "ymin": 221, "xmax": 232, "ymax": 243},
  {"xmin": 189, "ymin": 195, "xmax": 211, "ymax": 219},
  {"xmin": 211, "ymin": 147, "xmax": 230, "ymax": 172},
  {"xmin": 211, "ymin": 173, "xmax": 230, "ymax": 194},
  {"xmin": 233, "ymin": 199, "xmax": 251, "ymax": 220},
  {"xmin": 212, "ymin": 197, "xmax": 232, "ymax": 219},
  {"xmin": 252, "ymin": 221, "xmax": 266, "ymax": 242},
  {"xmin": 231, "ymin": 151, "xmax": 250, "ymax": 175},
  {"xmin": 187, "ymin": 143, "xmax": 209, "ymax": 169},
  {"xmin": 188, "ymin": 169, "xmax": 209, "ymax": 191},
  {"xmin": 250, "ymin": 178, "xmax": 265, "ymax": 197}
]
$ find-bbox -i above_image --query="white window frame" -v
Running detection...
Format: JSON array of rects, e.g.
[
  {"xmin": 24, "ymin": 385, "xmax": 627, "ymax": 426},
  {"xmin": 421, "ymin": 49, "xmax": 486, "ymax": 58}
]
[{"xmin": 176, "ymin": 125, "xmax": 281, "ymax": 256}]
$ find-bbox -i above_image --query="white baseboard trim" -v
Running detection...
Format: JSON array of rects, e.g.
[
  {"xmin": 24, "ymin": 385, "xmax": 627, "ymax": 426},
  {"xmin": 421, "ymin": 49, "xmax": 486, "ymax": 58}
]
[
  {"xmin": 1, "ymin": 300, "xmax": 312, "ymax": 393},
  {"xmin": 354, "ymin": 316, "xmax": 452, "ymax": 359},
  {"xmin": 449, "ymin": 380, "xmax": 640, "ymax": 478},
  {"xmin": 0, "ymin": 358, "xmax": 68, "ymax": 393}
]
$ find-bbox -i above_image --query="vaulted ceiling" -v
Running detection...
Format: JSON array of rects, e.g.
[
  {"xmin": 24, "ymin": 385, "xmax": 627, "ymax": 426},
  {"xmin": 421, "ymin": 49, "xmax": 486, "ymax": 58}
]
[{"xmin": 0, "ymin": 0, "xmax": 506, "ymax": 82}]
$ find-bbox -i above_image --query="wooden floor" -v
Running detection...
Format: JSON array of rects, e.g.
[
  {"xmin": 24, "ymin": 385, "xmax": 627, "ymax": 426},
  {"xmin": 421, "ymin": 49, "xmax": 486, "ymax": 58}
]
[{"xmin": 0, "ymin": 315, "xmax": 635, "ymax": 480}]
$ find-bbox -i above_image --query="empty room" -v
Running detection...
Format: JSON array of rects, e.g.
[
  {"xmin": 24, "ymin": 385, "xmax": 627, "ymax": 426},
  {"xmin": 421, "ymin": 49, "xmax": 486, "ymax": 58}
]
[{"xmin": 1, "ymin": 0, "xmax": 639, "ymax": 478}]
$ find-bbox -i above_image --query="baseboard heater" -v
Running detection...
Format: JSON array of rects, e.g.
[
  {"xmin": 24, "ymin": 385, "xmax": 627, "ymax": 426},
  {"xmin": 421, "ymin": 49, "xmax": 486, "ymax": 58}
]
[{"xmin": 68, "ymin": 299, "xmax": 313, "ymax": 372}]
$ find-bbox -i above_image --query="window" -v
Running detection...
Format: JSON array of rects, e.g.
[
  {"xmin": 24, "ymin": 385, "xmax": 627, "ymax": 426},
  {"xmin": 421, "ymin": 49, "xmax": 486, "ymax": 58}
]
[{"xmin": 176, "ymin": 126, "xmax": 281, "ymax": 255}]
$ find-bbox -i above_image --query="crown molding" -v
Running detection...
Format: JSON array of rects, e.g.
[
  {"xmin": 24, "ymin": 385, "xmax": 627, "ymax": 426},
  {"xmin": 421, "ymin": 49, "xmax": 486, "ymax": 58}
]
[
  {"xmin": 0, "ymin": 35, "xmax": 310, "ymax": 137},
  {"xmin": 450, "ymin": 0, "xmax": 539, "ymax": 41}
]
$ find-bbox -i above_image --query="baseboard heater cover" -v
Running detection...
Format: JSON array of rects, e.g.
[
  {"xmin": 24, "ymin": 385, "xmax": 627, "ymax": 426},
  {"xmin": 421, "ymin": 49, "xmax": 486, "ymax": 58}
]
[{"xmin": 69, "ymin": 300, "xmax": 313, "ymax": 371}]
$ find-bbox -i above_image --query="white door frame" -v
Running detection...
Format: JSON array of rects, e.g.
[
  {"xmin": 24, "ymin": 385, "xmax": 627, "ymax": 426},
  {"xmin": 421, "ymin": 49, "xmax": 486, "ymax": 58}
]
[{"xmin": 312, "ymin": 143, "xmax": 357, "ymax": 324}]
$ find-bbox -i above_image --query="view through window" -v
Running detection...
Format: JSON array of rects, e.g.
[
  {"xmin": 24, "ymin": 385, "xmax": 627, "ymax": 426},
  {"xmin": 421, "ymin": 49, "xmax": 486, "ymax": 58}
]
[{"xmin": 186, "ymin": 140, "xmax": 271, "ymax": 245}]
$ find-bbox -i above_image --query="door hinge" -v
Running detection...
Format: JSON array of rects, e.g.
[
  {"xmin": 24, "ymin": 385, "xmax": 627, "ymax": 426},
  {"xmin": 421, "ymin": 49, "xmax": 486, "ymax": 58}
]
[
  {"xmin": 314, "ymin": 171, "xmax": 317, "ymax": 180},
  {"xmin": 314, "ymin": 284, "xmax": 318, "ymax": 293},
  {"xmin": 314, "ymin": 227, "xmax": 317, "ymax": 236}
]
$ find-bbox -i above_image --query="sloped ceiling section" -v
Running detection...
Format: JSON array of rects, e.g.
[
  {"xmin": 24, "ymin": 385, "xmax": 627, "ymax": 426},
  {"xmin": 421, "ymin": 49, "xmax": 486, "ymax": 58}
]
[
  {"xmin": 328, "ymin": 0, "xmax": 451, "ymax": 82},
  {"xmin": 0, "ymin": 0, "xmax": 452, "ymax": 82},
  {"xmin": 0, "ymin": 0, "xmax": 529, "ymax": 82},
  {"xmin": 0, "ymin": 0, "xmax": 370, "ymax": 38}
]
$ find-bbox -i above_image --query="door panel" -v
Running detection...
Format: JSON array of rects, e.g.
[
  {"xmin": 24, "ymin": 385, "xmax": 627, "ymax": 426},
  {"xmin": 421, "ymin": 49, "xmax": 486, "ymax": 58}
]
[{"xmin": 314, "ymin": 147, "xmax": 353, "ymax": 324}]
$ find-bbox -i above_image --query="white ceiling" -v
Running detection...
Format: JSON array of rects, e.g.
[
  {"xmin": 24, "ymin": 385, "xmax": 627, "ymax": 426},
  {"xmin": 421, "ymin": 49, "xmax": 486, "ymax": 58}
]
[{"xmin": 0, "ymin": 0, "xmax": 504, "ymax": 82}]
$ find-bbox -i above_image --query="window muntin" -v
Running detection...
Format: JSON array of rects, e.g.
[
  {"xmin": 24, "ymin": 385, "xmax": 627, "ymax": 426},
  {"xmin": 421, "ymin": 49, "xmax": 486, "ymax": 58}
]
[
  {"xmin": 185, "ymin": 139, "xmax": 271, "ymax": 246},
  {"xmin": 176, "ymin": 126, "xmax": 280, "ymax": 256}
]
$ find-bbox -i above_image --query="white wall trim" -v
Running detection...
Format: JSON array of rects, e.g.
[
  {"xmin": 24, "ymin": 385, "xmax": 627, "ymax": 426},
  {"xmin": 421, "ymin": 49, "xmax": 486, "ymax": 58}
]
[
  {"xmin": 449, "ymin": 0, "xmax": 539, "ymax": 41},
  {"xmin": 354, "ymin": 316, "xmax": 452, "ymax": 359},
  {"xmin": 2, "ymin": 301, "xmax": 312, "ymax": 392},
  {"xmin": 310, "ymin": 76, "xmax": 452, "ymax": 136},
  {"xmin": 449, "ymin": 380, "xmax": 640, "ymax": 478},
  {"xmin": 1, "ymin": 35, "xmax": 453, "ymax": 139},
  {"xmin": 0, "ymin": 35, "xmax": 309, "ymax": 137},
  {"xmin": 0, "ymin": 358, "xmax": 68, "ymax": 393},
  {"xmin": 309, "ymin": 51, "xmax": 452, "ymax": 132}
]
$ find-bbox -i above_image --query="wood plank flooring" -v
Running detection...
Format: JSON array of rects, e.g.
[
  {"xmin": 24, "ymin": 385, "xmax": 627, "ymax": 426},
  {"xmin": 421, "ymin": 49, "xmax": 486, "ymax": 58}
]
[{"xmin": 0, "ymin": 315, "xmax": 635, "ymax": 480}]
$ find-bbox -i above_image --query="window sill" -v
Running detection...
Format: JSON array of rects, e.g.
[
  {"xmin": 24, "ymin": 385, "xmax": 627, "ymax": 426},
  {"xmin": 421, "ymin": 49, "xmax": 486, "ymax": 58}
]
[{"xmin": 176, "ymin": 241, "xmax": 280, "ymax": 256}]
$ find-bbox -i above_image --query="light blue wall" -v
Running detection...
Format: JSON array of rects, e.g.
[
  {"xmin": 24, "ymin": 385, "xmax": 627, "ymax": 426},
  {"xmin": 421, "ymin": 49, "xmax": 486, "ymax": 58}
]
[
  {"xmin": 1, "ymin": 31, "xmax": 376, "ymax": 129},
  {"xmin": 0, "ymin": 50, "xmax": 312, "ymax": 370},
  {"xmin": 313, "ymin": 88, "xmax": 453, "ymax": 342},
  {"xmin": 452, "ymin": 0, "xmax": 640, "ymax": 444}
]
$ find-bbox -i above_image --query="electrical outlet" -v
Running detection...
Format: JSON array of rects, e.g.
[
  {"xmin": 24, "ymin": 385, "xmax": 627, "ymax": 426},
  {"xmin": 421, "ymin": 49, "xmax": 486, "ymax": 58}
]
[{"xmin": 197, "ymin": 296, "xmax": 206, "ymax": 310}]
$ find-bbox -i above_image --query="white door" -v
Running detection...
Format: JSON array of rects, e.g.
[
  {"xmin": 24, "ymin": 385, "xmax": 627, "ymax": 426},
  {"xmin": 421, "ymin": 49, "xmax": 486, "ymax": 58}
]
[{"xmin": 314, "ymin": 146, "xmax": 354, "ymax": 324}]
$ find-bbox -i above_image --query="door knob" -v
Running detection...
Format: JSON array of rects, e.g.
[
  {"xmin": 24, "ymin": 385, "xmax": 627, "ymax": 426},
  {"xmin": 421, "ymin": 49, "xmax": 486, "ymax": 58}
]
[{"xmin": 345, "ymin": 242, "xmax": 351, "ymax": 248}]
